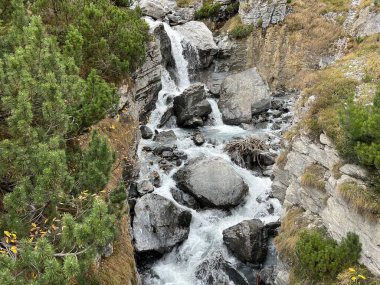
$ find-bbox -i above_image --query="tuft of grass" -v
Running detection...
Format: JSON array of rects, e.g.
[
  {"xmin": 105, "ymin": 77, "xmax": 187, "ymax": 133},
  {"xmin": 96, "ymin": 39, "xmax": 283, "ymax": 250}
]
[
  {"xmin": 274, "ymin": 207, "xmax": 309, "ymax": 264},
  {"xmin": 276, "ymin": 150, "xmax": 289, "ymax": 170},
  {"xmin": 301, "ymin": 163, "xmax": 326, "ymax": 191},
  {"xmin": 229, "ymin": 24, "xmax": 253, "ymax": 39},
  {"xmin": 332, "ymin": 162, "xmax": 343, "ymax": 179},
  {"xmin": 338, "ymin": 182, "xmax": 380, "ymax": 220}
]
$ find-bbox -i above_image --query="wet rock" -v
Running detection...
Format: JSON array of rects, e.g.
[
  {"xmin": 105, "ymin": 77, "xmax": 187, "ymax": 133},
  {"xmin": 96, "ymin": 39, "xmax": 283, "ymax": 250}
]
[
  {"xmin": 153, "ymin": 145, "xmax": 174, "ymax": 156},
  {"xmin": 137, "ymin": 180, "xmax": 155, "ymax": 196},
  {"xmin": 140, "ymin": 125, "xmax": 153, "ymax": 139},
  {"xmin": 134, "ymin": 24, "xmax": 173, "ymax": 121},
  {"xmin": 175, "ymin": 157, "xmax": 248, "ymax": 208},
  {"xmin": 193, "ymin": 132, "xmax": 206, "ymax": 146},
  {"xmin": 174, "ymin": 21, "xmax": 218, "ymax": 69},
  {"xmin": 149, "ymin": 171, "xmax": 161, "ymax": 187},
  {"xmin": 195, "ymin": 252, "xmax": 249, "ymax": 285},
  {"xmin": 170, "ymin": 188, "xmax": 200, "ymax": 209},
  {"xmin": 133, "ymin": 194, "xmax": 192, "ymax": 253},
  {"xmin": 238, "ymin": 0, "xmax": 287, "ymax": 28},
  {"xmin": 173, "ymin": 83, "xmax": 212, "ymax": 127},
  {"xmin": 158, "ymin": 107, "xmax": 174, "ymax": 128},
  {"xmin": 222, "ymin": 219, "xmax": 268, "ymax": 264},
  {"xmin": 154, "ymin": 130, "xmax": 177, "ymax": 144},
  {"xmin": 219, "ymin": 68, "xmax": 271, "ymax": 125},
  {"xmin": 173, "ymin": 150, "xmax": 188, "ymax": 160}
]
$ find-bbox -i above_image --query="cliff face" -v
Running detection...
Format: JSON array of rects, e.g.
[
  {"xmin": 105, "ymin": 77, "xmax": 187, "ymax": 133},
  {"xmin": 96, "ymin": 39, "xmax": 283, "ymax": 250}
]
[{"xmin": 273, "ymin": 133, "xmax": 380, "ymax": 278}]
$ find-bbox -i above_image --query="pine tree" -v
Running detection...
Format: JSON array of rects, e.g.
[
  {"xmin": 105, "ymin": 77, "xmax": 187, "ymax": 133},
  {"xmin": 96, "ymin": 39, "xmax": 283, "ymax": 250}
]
[{"xmin": 0, "ymin": 9, "xmax": 119, "ymax": 284}]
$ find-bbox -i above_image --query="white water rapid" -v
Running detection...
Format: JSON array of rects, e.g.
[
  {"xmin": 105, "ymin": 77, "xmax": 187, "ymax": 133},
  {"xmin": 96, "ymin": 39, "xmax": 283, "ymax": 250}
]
[{"xmin": 136, "ymin": 19, "xmax": 293, "ymax": 285}]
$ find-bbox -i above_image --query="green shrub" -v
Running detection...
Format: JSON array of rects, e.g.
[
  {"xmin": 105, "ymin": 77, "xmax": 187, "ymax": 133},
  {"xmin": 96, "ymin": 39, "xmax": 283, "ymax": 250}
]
[
  {"xmin": 32, "ymin": 0, "xmax": 149, "ymax": 82},
  {"xmin": 341, "ymin": 83, "xmax": 380, "ymax": 170},
  {"xmin": 195, "ymin": 2, "xmax": 222, "ymax": 19},
  {"xmin": 296, "ymin": 230, "xmax": 361, "ymax": 282},
  {"xmin": 229, "ymin": 24, "xmax": 253, "ymax": 39}
]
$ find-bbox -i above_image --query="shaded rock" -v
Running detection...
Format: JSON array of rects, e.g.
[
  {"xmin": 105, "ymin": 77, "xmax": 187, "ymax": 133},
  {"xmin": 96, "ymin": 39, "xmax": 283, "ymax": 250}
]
[
  {"xmin": 153, "ymin": 145, "xmax": 174, "ymax": 156},
  {"xmin": 193, "ymin": 132, "xmax": 206, "ymax": 146},
  {"xmin": 219, "ymin": 68, "xmax": 271, "ymax": 125},
  {"xmin": 238, "ymin": 0, "xmax": 287, "ymax": 28},
  {"xmin": 149, "ymin": 171, "xmax": 161, "ymax": 187},
  {"xmin": 260, "ymin": 152, "xmax": 276, "ymax": 166},
  {"xmin": 195, "ymin": 252, "xmax": 249, "ymax": 285},
  {"xmin": 222, "ymin": 219, "xmax": 268, "ymax": 264},
  {"xmin": 175, "ymin": 157, "xmax": 248, "ymax": 208},
  {"xmin": 158, "ymin": 107, "xmax": 174, "ymax": 128},
  {"xmin": 170, "ymin": 188, "xmax": 200, "ymax": 209},
  {"xmin": 140, "ymin": 125, "xmax": 153, "ymax": 139},
  {"xmin": 101, "ymin": 243, "xmax": 114, "ymax": 258},
  {"xmin": 134, "ymin": 24, "xmax": 173, "ymax": 121},
  {"xmin": 174, "ymin": 21, "xmax": 218, "ymax": 69},
  {"xmin": 173, "ymin": 83, "xmax": 212, "ymax": 127},
  {"xmin": 137, "ymin": 180, "xmax": 155, "ymax": 196},
  {"xmin": 339, "ymin": 164, "xmax": 368, "ymax": 181},
  {"xmin": 133, "ymin": 194, "xmax": 192, "ymax": 253}
]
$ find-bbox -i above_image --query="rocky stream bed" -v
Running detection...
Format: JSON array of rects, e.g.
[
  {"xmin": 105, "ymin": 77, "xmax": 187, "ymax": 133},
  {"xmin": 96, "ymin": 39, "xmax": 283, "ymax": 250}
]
[{"xmin": 127, "ymin": 18, "xmax": 296, "ymax": 285}]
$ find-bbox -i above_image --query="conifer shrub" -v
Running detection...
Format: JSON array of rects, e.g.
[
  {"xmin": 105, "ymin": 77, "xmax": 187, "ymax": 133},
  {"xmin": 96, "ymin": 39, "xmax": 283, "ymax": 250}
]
[{"xmin": 295, "ymin": 230, "xmax": 361, "ymax": 282}]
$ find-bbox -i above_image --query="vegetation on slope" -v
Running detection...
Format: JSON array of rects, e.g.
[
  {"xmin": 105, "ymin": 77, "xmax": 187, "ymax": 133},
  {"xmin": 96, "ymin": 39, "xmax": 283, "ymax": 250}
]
[{"xmin": 0, "ymin": 0, "xmax": 148, "ymax": 283}]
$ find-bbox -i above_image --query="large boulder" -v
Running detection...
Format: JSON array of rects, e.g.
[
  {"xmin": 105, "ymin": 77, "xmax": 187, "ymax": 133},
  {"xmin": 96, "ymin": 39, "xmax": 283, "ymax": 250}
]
[
  {"xmin": 174, "ymin": 157, "xmax": 248, "ymax": 208},
  {"xmin": 352, "ymin": 6, "xmax": 380, "ymax": 37},
  {"xmin": 222, "ymin": 219, "xmax": 273, "ymax": 264},
  {"xmin": 133, "ymin": 194, "xmax": 192, "ymax": 253},
  {"xmin": 133, "ymin": 24, "xmax": 174, "ymax": 121},
  {"xmin": 173, "ymin": 83, "xmax": 212, "ymax": 127},
  {"xmin": 238, "ymin": 0, "xmax": 287, "ymax": 28},
  {"xmin": 174, "ymin": 21, "xmax": 218, "ymax": 69},
  {"xmin": 218, "ymin": 68, "xmax": 271, "ymax": 125},
  {"xmin": 195, "ymin": 252, "xmax": 249, "ymax": 285},
  {"xmin": 138, "ymin": 0, "xmax": 176, "ymax": 19}
]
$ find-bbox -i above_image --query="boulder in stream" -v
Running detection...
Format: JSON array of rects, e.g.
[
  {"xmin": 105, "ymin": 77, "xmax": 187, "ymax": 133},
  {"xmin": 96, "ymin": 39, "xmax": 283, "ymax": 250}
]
[
  {"xmin": 133, "ymin": 194, "xmax": 192, "ymax": 254},
  {"xmin": 174, "ymin": 157, "xmax": 248, "ymax": 208},
  {"xmin": 222, "ymin": 219, "xmax": 279, "ymax": 264},
  {"xmin": 174, "ymin": 21, "xmax": 218, "ymax": 69},
  {"xmin": 173, "ymin": 83, "xmax": 212, "ymax": 127},
  {"xmin": 193, "ymin": 132, "xmax": 206, "ymax": 146},
  {"xmin": 219, "ymin": 68, "xmax": 271, "ymax": 125},
  {"xmin": 195, "ymin": 252, "xmax": 249, "ymax": 285},
  {"xmin": 140, "ymin": 125, "xmax": 153, "ymax": 139}
]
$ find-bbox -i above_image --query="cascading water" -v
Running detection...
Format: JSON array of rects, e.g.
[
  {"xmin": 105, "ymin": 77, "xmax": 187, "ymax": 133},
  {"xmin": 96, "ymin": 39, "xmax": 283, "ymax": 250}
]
[{"xmin": 136, "ymin": 19, "xmax": 293, "ymax": 285}]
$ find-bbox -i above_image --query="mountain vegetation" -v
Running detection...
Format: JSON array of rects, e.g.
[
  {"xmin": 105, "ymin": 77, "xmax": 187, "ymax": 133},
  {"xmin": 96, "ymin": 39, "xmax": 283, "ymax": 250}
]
[{"xmin": 0, "ymin": 0, "xmax": 148, "ymax": 283}]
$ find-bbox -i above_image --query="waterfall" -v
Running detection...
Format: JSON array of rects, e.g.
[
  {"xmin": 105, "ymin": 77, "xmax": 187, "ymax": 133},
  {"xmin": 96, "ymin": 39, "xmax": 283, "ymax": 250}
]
[
  {"xmin": 145, "ymin": 20, "xmax": 191, "ymax": 129},
  {"xmin": 136, "ymin": 18, "xmax": 291, "ymax": 285}
]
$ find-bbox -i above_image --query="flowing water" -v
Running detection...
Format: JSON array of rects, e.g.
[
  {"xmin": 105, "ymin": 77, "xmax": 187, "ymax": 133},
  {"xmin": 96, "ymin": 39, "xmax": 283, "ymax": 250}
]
[{"xmin": 136, "ymin": 19, "xmax": 294, "ymax": 285}]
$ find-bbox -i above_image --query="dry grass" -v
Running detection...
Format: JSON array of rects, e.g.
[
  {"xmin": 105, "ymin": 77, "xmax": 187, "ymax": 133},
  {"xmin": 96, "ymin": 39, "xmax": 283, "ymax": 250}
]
[
  {"xmin": 275, "ymin": 207, "xmax": 309, "ymax": 264},
  {"xmin": 301, "ymin": 164, "xmax": 326, "ymax": 191},
  {"xmin": 276, "ymin": 150, "xmax": 289, "ymax": 170},
  {"xmin": 94, "ymin": 215, "xmax": 138, "ymax": 285},
  {"xmin": 224, "ymin": 137, "xmax": 269, "ymax": 168},
  {"xmin": 338, "ymin": 182, "xmax": 380, "ymax": 220},
  {"xmin": 79, "ymin": 114, "xmax": 139, "ymax": 284}
]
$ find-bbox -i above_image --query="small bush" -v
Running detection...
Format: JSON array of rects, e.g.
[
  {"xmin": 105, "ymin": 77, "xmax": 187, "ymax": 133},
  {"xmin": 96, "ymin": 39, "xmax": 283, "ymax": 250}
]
[
  {"xmin": 301, "ymin": 163, "xmax": 326, "ymax": 191},
  {"xmin": 295, "ymin": 230, "xmax": 361, "ymax": 281},
  {"xmin": 195, "ymin": 2, "xmax": 222, "ymax": 19},
  {"xmin": 229, "ymin": 24, "xmax": 253, "ymax": 39}
]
